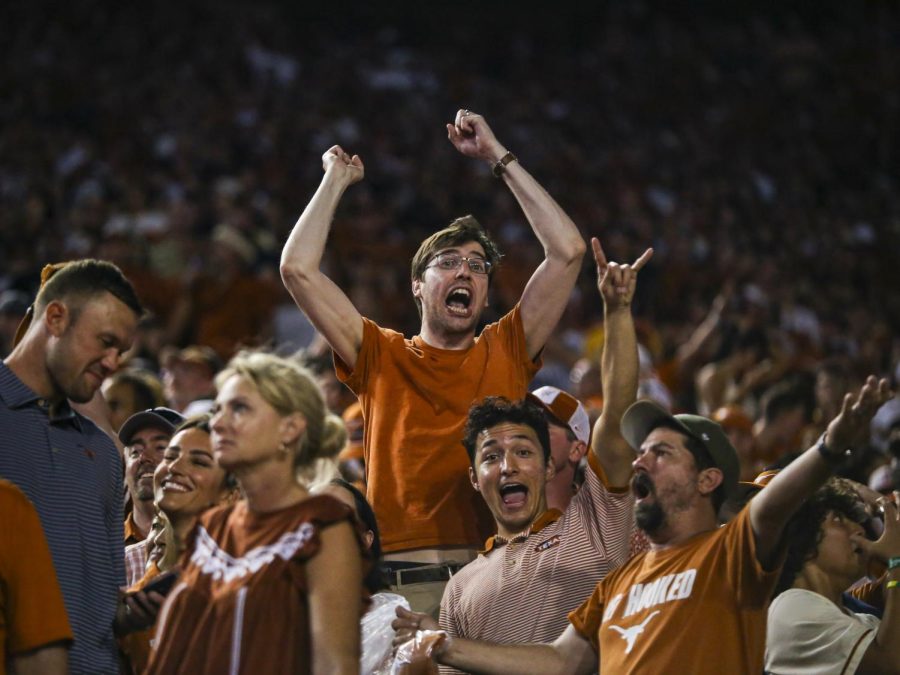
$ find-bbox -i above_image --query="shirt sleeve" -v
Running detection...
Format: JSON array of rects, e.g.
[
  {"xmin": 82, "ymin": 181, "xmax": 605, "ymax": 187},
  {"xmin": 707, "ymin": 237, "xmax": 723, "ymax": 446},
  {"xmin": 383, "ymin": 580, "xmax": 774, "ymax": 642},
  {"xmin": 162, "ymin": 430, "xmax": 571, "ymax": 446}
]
[
  {"xmin": 766, "ymin": 589, "xmax": 877, "ymax": 675},
  {"xmin": 722, "ymin": 506, "xmax": 782, "ymax": 608},
  {"xmin": 493, "ymin": 303, "xmax": 542, "ymax": 377},
  {"xmin": 334, "ymin": 317, "xmax": 382, "ymax": 395},
  {"xmin": 568, "ymin": 581, "xmax": 605, "ymax": 654},
  {"xmin": 438, "ymin": 577, "xmax": 469, "ymax": 675},
  {"xmin": 1, "ymin": 484, "xmax": 73, "ymax": 654}
]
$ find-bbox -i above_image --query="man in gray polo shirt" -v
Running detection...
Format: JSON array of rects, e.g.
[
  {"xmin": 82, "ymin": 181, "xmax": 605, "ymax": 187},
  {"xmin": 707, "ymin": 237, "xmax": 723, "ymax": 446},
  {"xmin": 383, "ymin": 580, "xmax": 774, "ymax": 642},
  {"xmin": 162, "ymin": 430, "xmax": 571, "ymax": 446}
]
[{"xmin": 0, "ymin": 259, "xmax": 144, "ymax": 674}]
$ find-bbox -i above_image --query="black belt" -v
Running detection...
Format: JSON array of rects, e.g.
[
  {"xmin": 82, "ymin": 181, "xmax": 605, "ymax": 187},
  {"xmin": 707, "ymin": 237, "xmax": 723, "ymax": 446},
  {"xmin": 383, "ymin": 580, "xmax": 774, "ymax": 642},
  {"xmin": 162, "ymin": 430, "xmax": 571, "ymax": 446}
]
[{"xmin": 387, "ymin": 562, "xmax": 468, "ymax": 586}]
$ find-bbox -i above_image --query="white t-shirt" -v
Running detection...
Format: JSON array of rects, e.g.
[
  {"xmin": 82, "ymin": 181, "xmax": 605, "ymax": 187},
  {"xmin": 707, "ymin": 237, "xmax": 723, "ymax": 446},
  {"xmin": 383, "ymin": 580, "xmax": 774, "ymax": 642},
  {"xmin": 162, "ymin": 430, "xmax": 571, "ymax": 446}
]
[{"xmin": 766, "ymin": 588, "xmax": 879, "ymax": 675}]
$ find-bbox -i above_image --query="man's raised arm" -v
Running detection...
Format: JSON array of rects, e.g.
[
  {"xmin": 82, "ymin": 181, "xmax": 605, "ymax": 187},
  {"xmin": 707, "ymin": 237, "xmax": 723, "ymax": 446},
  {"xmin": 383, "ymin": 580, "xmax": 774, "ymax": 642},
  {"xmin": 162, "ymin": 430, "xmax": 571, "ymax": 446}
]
[
  {"xmin": 280, "ymin": 145, "xmax": 365, "ymax": 367},
  {"xmin": 447, "ymin": 110, "xmax": 586, "ymax": 360},
  {"xmin": 589, "ymin": 238, "xmax": 653, "ymax": 487},
  {"xmin": 750, "ymin": 375, "xmax": 892, "ymax": 569}
]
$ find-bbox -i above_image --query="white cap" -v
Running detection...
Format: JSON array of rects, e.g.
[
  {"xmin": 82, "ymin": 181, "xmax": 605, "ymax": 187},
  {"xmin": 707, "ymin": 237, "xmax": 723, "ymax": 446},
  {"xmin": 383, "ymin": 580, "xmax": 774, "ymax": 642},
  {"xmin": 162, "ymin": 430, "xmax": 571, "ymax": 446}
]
[{"xmin": 527, "ymin": 386, "xmax": 590, "ymax": 445}]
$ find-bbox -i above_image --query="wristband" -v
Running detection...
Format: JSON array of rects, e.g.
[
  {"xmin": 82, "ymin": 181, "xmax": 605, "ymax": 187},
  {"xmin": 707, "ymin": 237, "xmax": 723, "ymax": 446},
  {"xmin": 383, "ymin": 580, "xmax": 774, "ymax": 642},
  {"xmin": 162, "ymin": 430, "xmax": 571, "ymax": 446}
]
[
  {"xmin": 815, "ymin": 437, "xmax": 848, "ymax": 464},
  {"xmin": 889, "ymin": 557, "xmax": 900, "ymax": 571},
  {"xmin": 492, "ymin": 152, "xmax": 518, "ymax": 178},
  {"xmin": 887, "ymin": 580, "xmax": 899, "ymax": 590}
]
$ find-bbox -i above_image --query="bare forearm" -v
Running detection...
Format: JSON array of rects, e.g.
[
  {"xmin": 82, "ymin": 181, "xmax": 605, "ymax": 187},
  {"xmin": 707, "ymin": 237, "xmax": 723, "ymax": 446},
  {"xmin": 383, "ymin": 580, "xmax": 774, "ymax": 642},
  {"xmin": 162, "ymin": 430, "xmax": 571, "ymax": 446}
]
[
  {"xmin": 599, "ymin": 305, "xmax": 639, "ymax": 426},
  {"xmin": 860, "ymin": 569, "xmax": 900, "ymax": 673},
  {"xmin": 441, "ymin": 639, "xmax": 570, "ymax": 675},
  {"xmin": 592, "ymin": 305, "xmax": 639, "ymax": 482},
  {"xmin": 280, "ymin": 169, "xmax": 350, "ymax": 278},
  {"xmin": 750, "ymin": 444, "xmax": 833, "ymax": 566},
  {"xmin": 501, "ymin": 159, "xmax": 585, "ymax": 264},
  {"xmin": 876, "ymin": 569, "xmax": 900, "ymax": 647},
  {"xmin": 675, "ymin": 311, "xmax": 722, "ymax": 371}
]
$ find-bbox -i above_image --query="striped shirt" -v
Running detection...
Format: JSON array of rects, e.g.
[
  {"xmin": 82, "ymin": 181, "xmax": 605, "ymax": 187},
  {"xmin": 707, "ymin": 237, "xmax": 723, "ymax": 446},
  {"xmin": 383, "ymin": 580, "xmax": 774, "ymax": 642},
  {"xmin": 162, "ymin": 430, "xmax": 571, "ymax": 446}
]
[
  {"xmin": 439, "ymin": 452, "xmax": 639, "ymax": 670},
  {"xmin": 0, "ymin": 362, "xmax": 124, "ymax": 674}
]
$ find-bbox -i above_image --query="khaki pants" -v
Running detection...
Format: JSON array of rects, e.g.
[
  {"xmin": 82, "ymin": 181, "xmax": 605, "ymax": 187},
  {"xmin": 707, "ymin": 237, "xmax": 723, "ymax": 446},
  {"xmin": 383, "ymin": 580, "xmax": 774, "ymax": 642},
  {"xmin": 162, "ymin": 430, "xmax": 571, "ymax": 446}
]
[
  {"xmin": 391, "ymin": 579, "xmax": 448, "ymax": 620},
  {"xmin": 387, "ymin": 562, "xmax": 468, "ymax": 620}
]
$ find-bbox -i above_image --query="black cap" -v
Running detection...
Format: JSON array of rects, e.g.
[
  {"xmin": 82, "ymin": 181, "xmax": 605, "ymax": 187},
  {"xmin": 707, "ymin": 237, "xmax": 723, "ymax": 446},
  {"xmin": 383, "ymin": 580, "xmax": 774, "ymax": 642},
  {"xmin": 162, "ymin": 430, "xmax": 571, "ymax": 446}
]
[{"xmin": 118, "ymin": 407, "xmax": 185, "ymax": 445}]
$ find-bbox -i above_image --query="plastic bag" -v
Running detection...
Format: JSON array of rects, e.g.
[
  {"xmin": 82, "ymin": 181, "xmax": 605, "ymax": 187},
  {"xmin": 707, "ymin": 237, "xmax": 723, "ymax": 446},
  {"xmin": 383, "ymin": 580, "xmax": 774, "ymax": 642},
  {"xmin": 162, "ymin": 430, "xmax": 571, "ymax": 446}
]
[
  {"xmin": 361, "ymin": 592, "xmax": 409, "ymax": 675},
  {"xmin": 390, "ymin": 630, "xmax": 449, "ymax": 675}
]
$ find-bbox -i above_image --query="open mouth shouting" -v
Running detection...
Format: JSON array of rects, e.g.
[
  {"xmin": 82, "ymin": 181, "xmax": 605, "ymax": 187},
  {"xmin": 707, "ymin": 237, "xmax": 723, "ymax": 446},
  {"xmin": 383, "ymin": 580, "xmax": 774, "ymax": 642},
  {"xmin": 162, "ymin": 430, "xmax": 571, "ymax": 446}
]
[
  {"xmin": 499, "ymin": 482, "xmax": 529, "ymax": 509},
  {"xmin": 445, "ymin": 286, "xmax": 473, "ymax": 317},
  {"xmin": 631, "ymin": 472, "xmax": 655, "ymax": 502}
]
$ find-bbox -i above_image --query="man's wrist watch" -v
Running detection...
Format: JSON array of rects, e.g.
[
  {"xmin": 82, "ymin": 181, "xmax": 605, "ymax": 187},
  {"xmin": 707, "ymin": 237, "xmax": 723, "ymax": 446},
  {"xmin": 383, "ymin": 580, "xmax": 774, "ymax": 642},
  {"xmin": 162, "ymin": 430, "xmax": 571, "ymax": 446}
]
[{"xmin": 492, "ymin": 151, "xmax": 518, "ymax": 177}]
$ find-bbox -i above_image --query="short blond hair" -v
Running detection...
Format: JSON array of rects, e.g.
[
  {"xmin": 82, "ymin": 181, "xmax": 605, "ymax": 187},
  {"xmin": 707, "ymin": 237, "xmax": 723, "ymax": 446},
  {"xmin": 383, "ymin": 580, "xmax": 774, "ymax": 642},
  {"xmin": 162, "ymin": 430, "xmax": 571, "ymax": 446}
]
[{"xmin": 215, "ymin": 351, "xmax": 346, "ymax": 469}]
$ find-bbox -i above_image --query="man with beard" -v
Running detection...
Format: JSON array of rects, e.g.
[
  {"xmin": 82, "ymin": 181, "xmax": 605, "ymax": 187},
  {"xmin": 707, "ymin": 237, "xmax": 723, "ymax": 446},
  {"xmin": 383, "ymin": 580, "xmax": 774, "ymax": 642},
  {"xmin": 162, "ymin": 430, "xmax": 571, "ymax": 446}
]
[
  {"xmin": 395, "ymin": 375, "xmax": 892, "ymax": 674},
  {"xmin": 281, "ymin": 110, "xmax": 585, "ymax": 612},
  {"xmin": 118, "ymin": 407, "xmax": 184, "ymax": 585},
  {"xmin": 0, "ymin": 260, "xmax": 160, "ymax": 674}
]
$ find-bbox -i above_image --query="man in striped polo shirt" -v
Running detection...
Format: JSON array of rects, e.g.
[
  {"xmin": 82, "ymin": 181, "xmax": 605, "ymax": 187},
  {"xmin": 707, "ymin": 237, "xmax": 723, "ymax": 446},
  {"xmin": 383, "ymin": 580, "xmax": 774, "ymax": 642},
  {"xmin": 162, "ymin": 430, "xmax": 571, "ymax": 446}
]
[
  {"xmin": 0, "ymin": 260, "xmax": 149, "ymax": 674},
  {"xmin": 395, "ymin": 239, "xmax": 650, "ymax": 656},
  {"xmin": 395, "ymin": 380, "xmax": 892, "ymax": 673}
]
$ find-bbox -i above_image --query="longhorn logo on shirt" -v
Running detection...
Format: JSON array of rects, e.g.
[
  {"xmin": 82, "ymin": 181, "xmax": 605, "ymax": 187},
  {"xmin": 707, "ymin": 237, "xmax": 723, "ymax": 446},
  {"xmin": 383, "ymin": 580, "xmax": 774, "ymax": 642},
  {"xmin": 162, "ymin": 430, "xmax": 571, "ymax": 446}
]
[{"xmin": 608, "ymin": 610, "xmax": 660, "ymax": 654}]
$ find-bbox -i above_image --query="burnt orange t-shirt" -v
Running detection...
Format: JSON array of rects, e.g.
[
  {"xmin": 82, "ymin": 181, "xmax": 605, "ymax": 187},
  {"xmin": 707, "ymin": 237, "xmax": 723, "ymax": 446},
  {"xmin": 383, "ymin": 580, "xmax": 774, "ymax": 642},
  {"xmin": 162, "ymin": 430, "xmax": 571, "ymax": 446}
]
[
  {"xmin": 0, "ymin": 480, "xmax": 72, "ymax": 672},
  {"xmin": 335, "ymin": 305, "xmax": 540, "ymax": 552},
  {"xmin": 569, "ymin": 507, "xmax": 779, "ymax": 675},
  {"xmin": 145, "ymin": 495, "xmax": 367, "ymax": 675}
]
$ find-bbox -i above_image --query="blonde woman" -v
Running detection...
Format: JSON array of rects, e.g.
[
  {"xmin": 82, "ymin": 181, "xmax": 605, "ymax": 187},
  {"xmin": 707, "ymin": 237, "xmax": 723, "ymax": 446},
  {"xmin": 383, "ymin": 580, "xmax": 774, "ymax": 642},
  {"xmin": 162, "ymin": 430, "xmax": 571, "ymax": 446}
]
[{"xmin": 146, "ymin": 352, "xmax": 365, "ymax": 675}]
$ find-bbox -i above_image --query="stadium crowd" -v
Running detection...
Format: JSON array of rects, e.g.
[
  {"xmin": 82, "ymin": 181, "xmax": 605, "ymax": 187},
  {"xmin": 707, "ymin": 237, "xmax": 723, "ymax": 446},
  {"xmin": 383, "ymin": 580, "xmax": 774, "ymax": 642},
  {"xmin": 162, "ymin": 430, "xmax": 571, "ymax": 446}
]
[{"xmin": 1, "ymin": 1, "xmax": 899, "ymax": 673}]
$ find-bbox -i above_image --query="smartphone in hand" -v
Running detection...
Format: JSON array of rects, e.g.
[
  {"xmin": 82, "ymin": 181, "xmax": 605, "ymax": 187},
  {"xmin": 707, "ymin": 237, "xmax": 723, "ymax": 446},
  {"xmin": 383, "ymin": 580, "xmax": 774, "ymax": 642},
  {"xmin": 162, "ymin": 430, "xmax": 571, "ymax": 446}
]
[{"xmin": 132, "ymin": 569, "xmax": 180, "ymax": 598}]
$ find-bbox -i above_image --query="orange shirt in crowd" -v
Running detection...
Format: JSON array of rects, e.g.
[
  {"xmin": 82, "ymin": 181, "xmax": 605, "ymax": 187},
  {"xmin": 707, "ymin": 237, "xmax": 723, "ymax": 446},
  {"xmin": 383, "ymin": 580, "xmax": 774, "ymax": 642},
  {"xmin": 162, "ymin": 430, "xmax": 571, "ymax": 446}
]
[
  {"xmin": 569, "ymin": 507, "xmax": 779, "ymax": 675},
  {"xmin": 336, "ymin": 305, "xmax": 540, "ymax": 553},
  {"xmin": 0, "ymin": 479, "xmax": 72, "ymax": 673},
  {"xmin": 146, "ymin": 495, "xmax": 368, "ymax": 674}
]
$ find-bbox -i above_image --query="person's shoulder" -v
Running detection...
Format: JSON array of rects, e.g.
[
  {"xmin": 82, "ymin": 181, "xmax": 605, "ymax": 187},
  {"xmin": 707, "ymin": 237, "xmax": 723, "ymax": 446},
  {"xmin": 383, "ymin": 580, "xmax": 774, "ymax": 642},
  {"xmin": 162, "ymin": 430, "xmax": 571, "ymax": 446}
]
[
  {"xmin": 360, "ymin": 316, "xmax": 406, "ymax": 343},
  {"xmin": 769, "ymin": 588, "xmax": 842, "ymax": 623},
  {"xmin": 124, "ymin": 537, "xmax": 149, "ymax": 557},
  {"xmin": 772, "ymin": 588, "xmax": 834, "ymax": 608},
  {"xmin": 302, "ymin": 493, "xmax": 355, "ymax": 525},
  {"xmin": 199, "ymin": 500, "xmax": 241, "ymax": 532},
  {"xmin": 479, "ymin": 306, "xmax": 522, "ymax": 336},
  {"xmin": 77, "ymin": 413, "xmax": 118, "ymax": 448},
  {"xmin": 0, "ymin": 477, "xmax": 32, "ymax": 510},
  {"xmin": 602, "ymin": 546, "xmax": 649, "ymax": 583}
]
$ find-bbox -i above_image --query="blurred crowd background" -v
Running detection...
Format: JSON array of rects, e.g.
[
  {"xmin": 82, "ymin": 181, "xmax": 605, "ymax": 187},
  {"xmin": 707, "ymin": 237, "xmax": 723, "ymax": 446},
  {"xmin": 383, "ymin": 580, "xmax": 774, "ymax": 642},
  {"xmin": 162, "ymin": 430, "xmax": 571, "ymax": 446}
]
[{"xmin": 2, "ymin": 0, "xmax": 899, "ymax": 487}]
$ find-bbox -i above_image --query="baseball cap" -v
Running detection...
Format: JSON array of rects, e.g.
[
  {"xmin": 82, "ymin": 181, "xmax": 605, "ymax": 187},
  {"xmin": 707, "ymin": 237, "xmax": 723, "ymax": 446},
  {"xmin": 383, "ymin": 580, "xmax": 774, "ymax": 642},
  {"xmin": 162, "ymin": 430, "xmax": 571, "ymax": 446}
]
[
  {"xmin": 119, "ymin": 407, "xmax": 185, "ymax": 445},
  {"xmin": 621, "ymin": 400, "xmax": 740, "ymax": 498},
  {"xmin": 527, "ymin": 386, "xmax": 590, "ymax": 445}
]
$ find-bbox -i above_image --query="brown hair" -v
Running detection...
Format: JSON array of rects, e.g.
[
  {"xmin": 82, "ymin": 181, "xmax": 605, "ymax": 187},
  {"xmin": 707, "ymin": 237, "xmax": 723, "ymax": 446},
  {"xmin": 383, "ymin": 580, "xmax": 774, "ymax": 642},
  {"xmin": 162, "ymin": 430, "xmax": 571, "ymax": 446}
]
[
  {"xmin": 34, "ymin": 259, "xmax": 143, "ymax": 319},
  {"xmin": 409, "ymin": 215, "xmax": 502, "ymax": 317}
]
